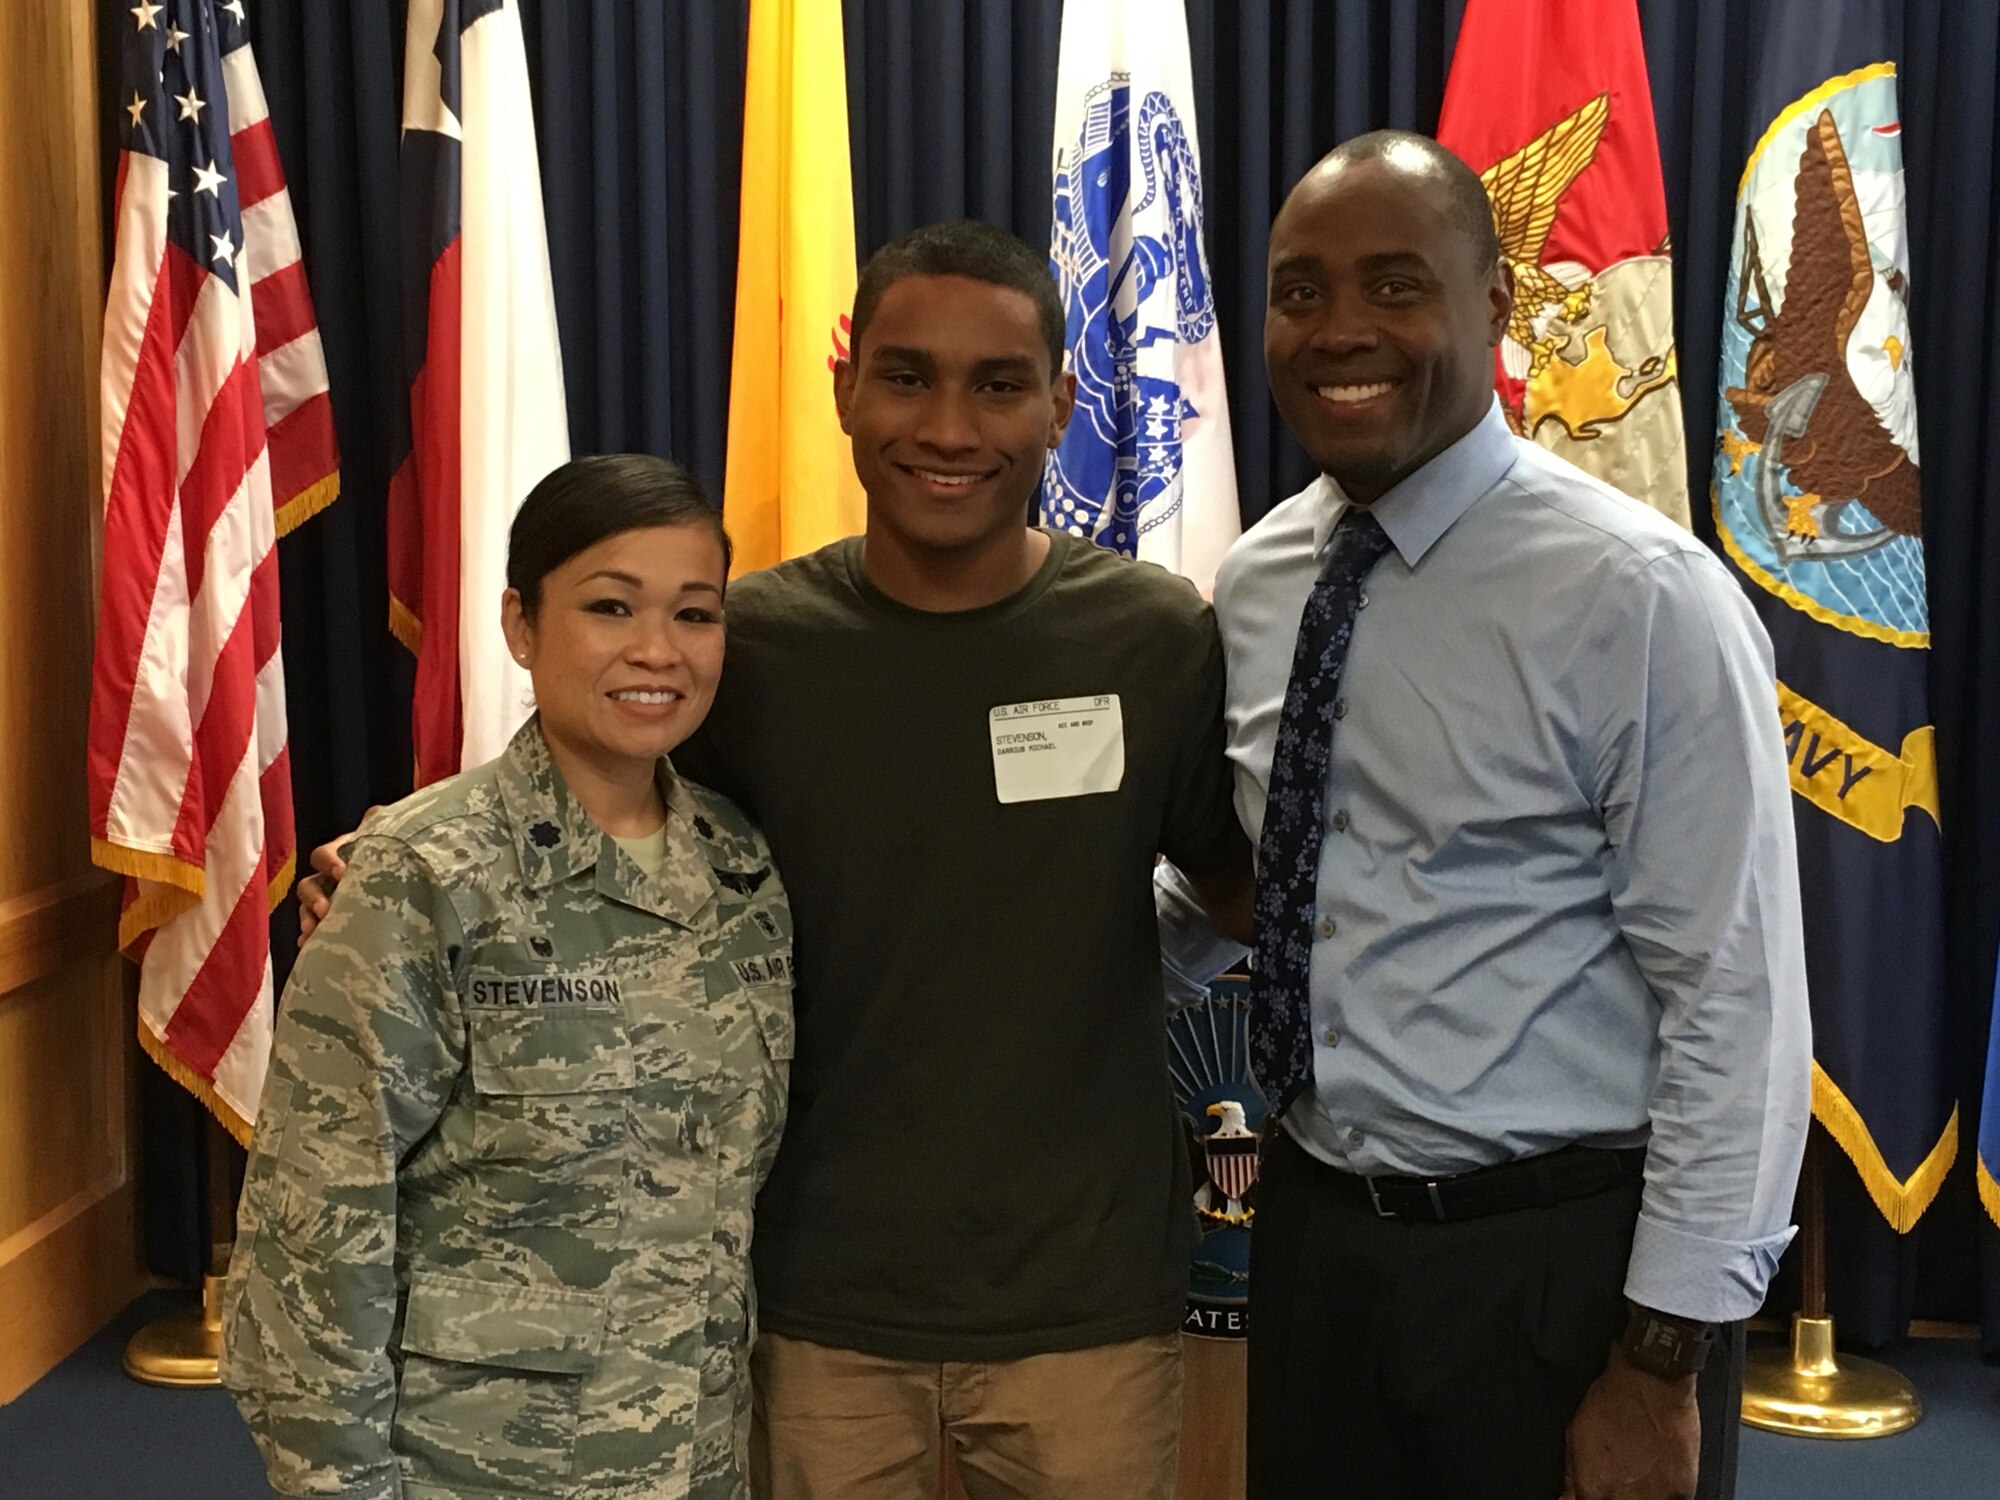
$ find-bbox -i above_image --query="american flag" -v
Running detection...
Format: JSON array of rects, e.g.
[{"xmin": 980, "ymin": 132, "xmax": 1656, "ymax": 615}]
[
  {"xmin": 219, "ymin": 12, "xmax": 340, "ymax": 532},
  {"xmin": 89, "ymin": 0, "xmax": 335, "ymax": 1144}
]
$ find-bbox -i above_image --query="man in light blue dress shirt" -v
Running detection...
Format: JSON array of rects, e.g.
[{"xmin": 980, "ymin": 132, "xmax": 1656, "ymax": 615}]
[{"xmin": 1162, "ymin": 133, "xmax": 1810, "ymax": 1499}]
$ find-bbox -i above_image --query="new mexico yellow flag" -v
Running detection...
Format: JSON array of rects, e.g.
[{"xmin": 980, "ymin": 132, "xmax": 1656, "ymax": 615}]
[{"xmin": 724, "ymin": 0, "xmax": 865, "ymax": 575}]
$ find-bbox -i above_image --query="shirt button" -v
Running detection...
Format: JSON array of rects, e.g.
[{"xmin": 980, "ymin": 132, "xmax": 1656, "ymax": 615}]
[
  {"xmin": 1333, "ymin": 700, "xmax": 1348, "ymax": 720},
  {"xmin": 1315, "ymin": 915, "xmax": 1336, "ymax": 940},
  {"xmin": 1321, "ymin": 1026, "xmax": 1341, "ymax": 1048},
  {"xmin": 1347, "ymin": 1128, "xmax": 1365, "ymax": 1146},
  {"xmin": 1331, "ymin": 809, "xmax": 1350, "ymax": 832},
  {"xmin": 1358, "ymin": 592, "xmax": 1370, "ymax": 609}
]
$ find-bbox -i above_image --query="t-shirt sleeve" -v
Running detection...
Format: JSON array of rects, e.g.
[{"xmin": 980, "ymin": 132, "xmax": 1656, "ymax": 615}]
[{"xmin": 1159, "ymin": 606, "xmax": 1249, "ymax": 877}]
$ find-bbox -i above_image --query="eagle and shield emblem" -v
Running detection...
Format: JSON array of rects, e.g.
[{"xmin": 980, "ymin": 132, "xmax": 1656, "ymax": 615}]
[
  {"xmin": 1044, "ymin": 72, "xmax": 1219, "ymax": 560},
  {"xmin": 1169, "ymin": 972, "xmax": 1266, "ymax": 1339},
  {"xmin": 1713, "ymin": 63, "xmax": 1926, "ymax": 643},
  {"xmin": 1442, "ymin": 83, "xmax": 1690, "ymax": 525}
]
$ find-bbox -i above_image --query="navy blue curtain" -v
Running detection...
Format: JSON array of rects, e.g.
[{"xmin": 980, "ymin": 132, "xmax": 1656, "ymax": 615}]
[
  {"xmin": 524, "ymin": 1, "xmax": 750, "ymax": 483},
  {"xmin": 131, "ymin": 0, "xmax": 2000, "ymax": 1348}
]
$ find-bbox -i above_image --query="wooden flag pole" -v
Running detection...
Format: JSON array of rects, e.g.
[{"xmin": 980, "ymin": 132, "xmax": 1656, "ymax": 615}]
[
  {"xmin": 1739, "ymin": 1124, "xmax": 1922, "ymax": 1437},
  {"xmin": 123, "ymin": 1114, "xmax": 240, "ymax": 1387}
]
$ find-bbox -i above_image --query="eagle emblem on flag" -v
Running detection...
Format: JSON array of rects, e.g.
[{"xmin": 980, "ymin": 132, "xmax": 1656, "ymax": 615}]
[
  {"xmin": 1045, "ymin": 73, "xmax": 1218, "ymax": 559},
  {"xmin": 1438, "ymin": 7, "xmax": 1691, "ymax": 528},
  {"xmin": 1483, "ymin": 94, "xmax": 1609, "ymax": 381},
  {"xmin": 1723, "ymin": 108, "xmax": 1921, "ymax": 564},
  {"xmin": 1169, "ymin": 974, "xmax": 1265, "ymax": 1339},
  {"xmin": 1714, "ymin": 66, "xmax": 1927, "ymax": 643}
]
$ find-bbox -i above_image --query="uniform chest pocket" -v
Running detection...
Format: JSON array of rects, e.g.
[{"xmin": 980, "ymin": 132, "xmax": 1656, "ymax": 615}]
[
  {"xmin": 704, "ymin": 950, "xmax": 795, "ymax": 1065},
  {"xmin": 464, "ymin": 1005, "xmax": 635, "ymax": 1230}
]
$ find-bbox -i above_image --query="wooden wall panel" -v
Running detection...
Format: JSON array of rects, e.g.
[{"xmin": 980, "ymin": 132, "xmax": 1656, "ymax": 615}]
[{"xmin": 0, "ymin": 0, "xmax": 144, "ymax": 1405}]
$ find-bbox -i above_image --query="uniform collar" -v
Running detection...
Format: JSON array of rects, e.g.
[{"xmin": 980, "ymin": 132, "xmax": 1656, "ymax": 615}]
[
  {"xmin": 1310, "ymin": 397, "xmax": 1518, "ymax": 568},
  {"xmin": 495, "ymin": 716, "xmax": 720, "ymax": 929}
]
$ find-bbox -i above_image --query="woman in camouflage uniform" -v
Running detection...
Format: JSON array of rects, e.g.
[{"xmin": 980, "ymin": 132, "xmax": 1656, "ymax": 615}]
[{"xmin": 222, "ymin": 456, "xmax": 794, "ymax": 1500}]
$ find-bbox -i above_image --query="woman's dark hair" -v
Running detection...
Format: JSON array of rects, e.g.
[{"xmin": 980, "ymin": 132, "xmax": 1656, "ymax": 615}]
[{"xmin": 506, "ymin": 454, "xmax": 731, "ymax": 614}]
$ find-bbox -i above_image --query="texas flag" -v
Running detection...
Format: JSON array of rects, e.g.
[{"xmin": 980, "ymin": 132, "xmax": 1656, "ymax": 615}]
[{"xmin": 388, "ymin": 0, "xmax": 569, "ymax": 786}]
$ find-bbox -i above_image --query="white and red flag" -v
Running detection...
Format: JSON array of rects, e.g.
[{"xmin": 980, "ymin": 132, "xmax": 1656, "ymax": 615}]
[
  {"xmin": 389, "ymin": 0, "xmax": 569, "ymax": 787},
  {"xmin": 90, "ymin": 0, "xmax": 338, "ymax": 1142},
  {"xmin": 219, "ymin": 16, "xmax": 340, "ymax": 532},
  {"xmin": 1438, "ymin": 0, "xmax": 1690, "ymax": 526}
]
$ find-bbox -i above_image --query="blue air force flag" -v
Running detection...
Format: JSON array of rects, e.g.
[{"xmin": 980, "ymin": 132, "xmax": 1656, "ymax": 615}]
[
  {"xmin": 1042, "ymin": 0, "xmax": 1238, "ymax": 597},
  {"xmin": 1710, "ymin": 1, "xmax": 1952, "ymax": 1232}
]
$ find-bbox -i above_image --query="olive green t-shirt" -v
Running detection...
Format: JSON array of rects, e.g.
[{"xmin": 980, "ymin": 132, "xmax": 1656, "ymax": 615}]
[{"xmin": 676, "ymin": 530, "xmax": 1245, "ymax": 1360}]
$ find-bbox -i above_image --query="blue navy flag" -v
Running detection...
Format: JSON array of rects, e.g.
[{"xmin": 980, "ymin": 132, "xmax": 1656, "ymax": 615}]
[
  {"xmin": 1710, "ymin": 0, "xmax": 1952, "ymax": 1231},
  {"xmin": 1041, "ymin": 0, "xmax": 1237, "ymax": 597}
]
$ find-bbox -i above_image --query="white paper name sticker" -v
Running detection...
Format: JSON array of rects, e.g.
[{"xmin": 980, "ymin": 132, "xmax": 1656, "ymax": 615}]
[{"xmin": 988, "ymin": 695, "xmax": 1125, "ymax": 804}]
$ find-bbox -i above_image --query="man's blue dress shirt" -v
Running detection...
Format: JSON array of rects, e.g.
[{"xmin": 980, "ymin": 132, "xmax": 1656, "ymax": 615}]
[{"xmin": 1161, "ymin": 400, "xmax": 1811, "ymax": 1323}]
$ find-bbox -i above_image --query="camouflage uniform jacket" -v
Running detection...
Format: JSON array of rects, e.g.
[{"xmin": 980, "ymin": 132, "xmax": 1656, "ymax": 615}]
[{"xmin": 221, "ymin": 718, "xmax": 795, "ymax": 1500}]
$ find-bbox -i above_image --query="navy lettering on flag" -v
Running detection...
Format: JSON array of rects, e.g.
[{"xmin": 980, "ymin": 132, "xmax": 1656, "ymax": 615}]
[{"xmin": 1711, "ymin": 29, "xmax": 1953, "ymax": 1231}]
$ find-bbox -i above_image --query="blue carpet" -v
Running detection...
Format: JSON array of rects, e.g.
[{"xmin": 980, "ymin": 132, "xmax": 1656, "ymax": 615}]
[
  {"xmin": 1738, "ymin": 1332, "xmax": 2000, "ymax": 1499},
  {"xmin": 2, "ymin": 1295, "xmax": 1996, "ymax": 1497},
  {"xmin": 0, "ymin": 1290, "xmax": 271, "ymax": 1499}
]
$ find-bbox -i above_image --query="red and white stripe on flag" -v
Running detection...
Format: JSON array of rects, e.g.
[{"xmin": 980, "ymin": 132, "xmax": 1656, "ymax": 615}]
[
  {"xmin": 219, "ymin": 34, "xmax": 340, "ymax": 536},
  {"xmin": 89, "ymin": 1, "xmax": 320, "ymax": 1144}
]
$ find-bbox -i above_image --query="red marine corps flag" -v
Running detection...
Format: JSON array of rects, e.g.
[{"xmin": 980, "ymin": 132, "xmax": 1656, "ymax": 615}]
[
  {"xmin": 1438, "ymin": 0, "xmax": 1689, "ymax": 527},
  {"xmin": 90, "ymin": 0, "xmax": 338, "ymax": 1142}
]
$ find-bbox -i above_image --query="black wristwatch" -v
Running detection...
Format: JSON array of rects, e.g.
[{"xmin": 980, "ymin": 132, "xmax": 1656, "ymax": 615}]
[{"xmin": 1619, "ymin": 1303, "xmax": 1717, "ymax": 1380}]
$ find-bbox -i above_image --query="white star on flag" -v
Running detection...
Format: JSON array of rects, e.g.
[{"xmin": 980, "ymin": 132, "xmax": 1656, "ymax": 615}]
[
  {"xmin": 166, "ymin": 24, "xmax": 189, "ymax": 52},
  {"xmin": 126, "ymin": 91, "xmax": 147, "ymax": 128},
  {"xmin": 131, "ymin": 1, "xmax": 161, "ymax": 31},
  {"xmin": 223, "ymin": 0, "xmax": 246, "ymax": 22},
  {"xmin": 193, "ymin": 160, "xmax": 226, "ymax": 197},
  {"xmin": 210, "ymin": 230, "xmax": 234, "ymax": 264},
  {"xmin": 175, "ymin": 88, "xmax": 206, "ymax": 123}
]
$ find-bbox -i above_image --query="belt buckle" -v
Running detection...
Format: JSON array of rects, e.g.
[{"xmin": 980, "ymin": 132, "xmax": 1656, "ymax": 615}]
[{"xmin": 1366, "ymin": 1177, "xmax": 1393, "ymax": 1219}]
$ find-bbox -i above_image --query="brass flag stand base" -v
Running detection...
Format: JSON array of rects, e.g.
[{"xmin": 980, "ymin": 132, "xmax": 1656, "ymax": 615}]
[
  {"xmin": 1742, "ymin": 1313, "xmax": 1922, "ymax": 1437},
  {"xmin": 123, "ymin": 1272, "xmax": 225, "ymax": 1388},
  {"xmin": 123, "ymin": 1117, "xmax": 240, "ymax": 1389},
  {"xmin": 1740, "ymin": 1129, "xmax": 1921, "ymax": 1439}
]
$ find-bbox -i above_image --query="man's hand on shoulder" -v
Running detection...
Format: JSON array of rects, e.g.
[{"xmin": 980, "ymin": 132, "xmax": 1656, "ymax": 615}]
[
  {"xmin": 1561, "ymin": 1343, "xmax": 1700, "ymax": 1500},
  {"xmin": 295, "ymin": 814, "xmax": 374, "ymax": 944}
]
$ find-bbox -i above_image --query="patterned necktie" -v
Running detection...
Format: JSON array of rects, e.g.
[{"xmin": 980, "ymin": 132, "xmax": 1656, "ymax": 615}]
[{"xmin": 1248, "ymin": 506, "xmax": 1395, "ymax": 1118}]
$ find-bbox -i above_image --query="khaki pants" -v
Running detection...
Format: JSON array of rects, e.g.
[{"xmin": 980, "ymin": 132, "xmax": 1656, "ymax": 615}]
[{"xmin": 751, "ymin": 1329, "xmax": 1183, "ymax": 1500}]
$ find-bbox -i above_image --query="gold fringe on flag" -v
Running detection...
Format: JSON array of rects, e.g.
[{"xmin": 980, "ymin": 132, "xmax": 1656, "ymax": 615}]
[
  {"xmin": 388, "ymin": 593, "xmax": 423, "ymax": 657},
  {"xmin": 1812, "ymin": 1060, "xmax": 1957, "ymax": 1233},
  {"xmin": 137, "ymin": 1023, "xmax": 254, "ymax": 1148},
  {"xmin": 266, "ymin": 851, "xmax": 297, "ymax": 916},
  {"xmin": 273, "ymin": 469, "xmax": 341, "ymax": 540},
  {"xmin": 92, "ymin": 839, "xmax": 206, "ymax": 951}
]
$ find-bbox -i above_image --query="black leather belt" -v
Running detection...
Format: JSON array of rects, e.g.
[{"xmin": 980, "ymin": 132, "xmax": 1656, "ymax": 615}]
[{"xmin": 1322, "ymin": 1142, "xmax": 1646, "ymax": 1224}]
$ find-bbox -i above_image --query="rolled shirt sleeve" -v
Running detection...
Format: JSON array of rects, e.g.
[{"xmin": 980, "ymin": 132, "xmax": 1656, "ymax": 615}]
[
  {"xmin": 1594, "ymin": 551, "xmax": 1813, "ymax": 1323},
  {"xmin": 1155, "ymin": 858, "xmax": 1251, "ymax": 1010}
]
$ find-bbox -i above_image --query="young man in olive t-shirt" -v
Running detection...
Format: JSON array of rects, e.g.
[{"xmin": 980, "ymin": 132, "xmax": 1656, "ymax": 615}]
[
  {"xmin": 687, "ymin": 222, "xmax": 1251, "ymax": 1500},
  {"xmin": 302, "ymin": 222, "xmax": 1251, "ymax": 1499}
]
